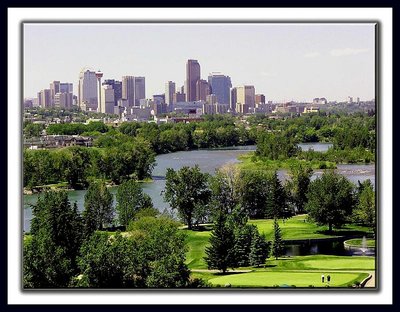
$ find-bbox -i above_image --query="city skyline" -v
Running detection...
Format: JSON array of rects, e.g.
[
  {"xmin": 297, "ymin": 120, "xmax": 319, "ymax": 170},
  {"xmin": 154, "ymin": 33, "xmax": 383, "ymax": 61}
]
[{"xmin": 24, "ymin": 23, "xmax": 375, "ymax": 102}]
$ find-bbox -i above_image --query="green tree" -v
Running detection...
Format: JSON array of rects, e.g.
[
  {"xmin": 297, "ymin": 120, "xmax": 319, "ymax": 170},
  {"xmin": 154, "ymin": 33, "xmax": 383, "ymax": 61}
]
[
  {"xmin": 249, "ymin": 232, "xmax": 270, "ymax": 267},
  {"xmin": 352, "ymin": 179, "xmax": 375, "ymax": 229},
  {"xmin": 305, "ymin": 171, "xmax": 355, "ymax": 232},
  {"xmin": 286, "ymin": 163, "xmax": 313, "ymax": 214},
  {"xmin": 233, "ymin": 224, "xmax": 258, "ymax": 267},
  {"xmin": 116, "ymin": 179, "xmax": 153, "ymax": 227},
  {"xmin": 164, "ymin": 165, "xmax": 211, "ymax": 229},
  {"xmin": 24, "ymin": 122, "xmax": 44, "ymax": 138},
  {"xmin": 271, "ymin": 218, "xmax": 284, "ymax": 260},
  {"xmin": 265, "ymin": 171, "xmax": 291, "ymax": 219},
  {"xmin": 239, "ymin": 170, "xmax": 269, "ymax": 218},
  {"xmin": 128, "ymin": 216, "xmax": 191, "ymax": 287},
  {"xmin": 204, "ymin": 213, "xmax": 236, "ymax": 273},
  {"xmin": 24, "ymin": 190, "xmax": 83, "ymax": 288},
  {"xmin": 76, "ymin": 231, "xmax": 136, "ymax": 288},
  {"xmin": 83, "ymin": 180, "xmax": 114, "ymax": 236}
]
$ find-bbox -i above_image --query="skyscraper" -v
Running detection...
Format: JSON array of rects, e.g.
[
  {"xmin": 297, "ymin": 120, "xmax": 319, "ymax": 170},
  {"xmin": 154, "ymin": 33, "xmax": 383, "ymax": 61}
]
[
  {"xmin": 103, "ymin": 79, "xmax": 122, "ymax": 106},
  {"xmin": 208, "ymin": 73, "xmax": 232, "ymax": 105},
  {"xmin": 78, "ymin": 69, "xmax": 98, "ymax": 110},
  {"xmin": 122, "ymin": 76, "xmax": 146, "ymax": 107},
  {"xmin": 38, "ymin": 89, "xmax": 52, "ymax": 108},
  {"xmin": 60, "ymin": 83, "xmax": 73, "ymax": 94},
  {"xmin": 196, "ymin": 79, "xmax": 210, "ymax": 101},
  {"xmin": 186, "ymin": 59, "xmax": 200, "ymax": 102},
  {"xmin": 236, "ymin": 85, "xmax": 255, "ymax": 113},
  {"xmin": 230, "ymin": 87, "xmax": 237, "ymax": 112},
  {"xmin": 165, "ymin": 81, "xmax": 176, "ymax": 106},
  {"xmin": 50, "ymin": 81, "xmax": 60, "ymax": 105},
  {"xmin": 101, "ymin": 85, "xmax": 115, "ymax": 114}
]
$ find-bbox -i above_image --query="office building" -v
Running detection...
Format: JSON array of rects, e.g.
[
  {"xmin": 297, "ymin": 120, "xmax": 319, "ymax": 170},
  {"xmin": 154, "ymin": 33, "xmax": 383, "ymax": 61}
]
[
  {"xmin": 165, "ymin": 81, "xmax": 176, "ymax": 105},
  {"xmin": 255, "ymin": 94, "xmax": 266, "ymax": 106},
  {"xmin": 122, "ymin": 76, "xmax": 146, "ymax": 107},
  {"xmin": 60, "ymin": 82, "xmax": 73, "ymax": 94},
  {"xmin": 230, "ymin": 88, "xmax": 237, "ymax": 112},
  {"xmin": 185, "ymin": 59, "xmax": 201, "ymax": 102},
  {"xmin": 78, "ymin": 69, "xmax": 98, "ymax": 110},
  {"xmin": 208, "ymin": 73, "xmax": 232, "ymax": 105},
  {"xmin": 103, "ymin": 79, "xmax": 122, "ymax": 106},
  {"xmin": 38, "ymin": 89, "xmax": 52, "ymax": 108},
  {"xmin": 50, "ymin": 81, "xmax": 60, "ymax": 105},
  {"xmin": 101, "ymin": 85, "xmax": 115, "ymax": 114},
  {"xmin": 54, "ymin": 92, "xmax": 73, "ymax": 108},
  {"xmin": 196, "ymin": 79, "xmax": 210, "ymax": 102},
  {"xmin": 236, "ymin": 85, "xmax": 255, "ymax": 113},
  {"xmin": 173, "ymin": 92, "xmax": 186, "ymax": 103}
]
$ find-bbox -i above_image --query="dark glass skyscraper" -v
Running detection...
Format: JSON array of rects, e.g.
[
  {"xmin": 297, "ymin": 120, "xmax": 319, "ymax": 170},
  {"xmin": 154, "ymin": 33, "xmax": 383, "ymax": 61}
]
[
  {"xmin": 103, "ymin": 79, "xmax": 122, "ymax": 106},
  {"xmin": 186, "ymin": 60, "xmax": 201, "ymax": 102},
  {"xmin": 208, "ymin": 73, "xmax": 232, "ymax": 105}
]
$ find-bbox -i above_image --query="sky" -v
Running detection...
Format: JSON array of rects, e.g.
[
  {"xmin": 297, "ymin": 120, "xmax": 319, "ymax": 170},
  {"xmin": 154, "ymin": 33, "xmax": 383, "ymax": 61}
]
[{"xmin": 23, "ymin": 23, "xmax": 375, "ymax": 102}]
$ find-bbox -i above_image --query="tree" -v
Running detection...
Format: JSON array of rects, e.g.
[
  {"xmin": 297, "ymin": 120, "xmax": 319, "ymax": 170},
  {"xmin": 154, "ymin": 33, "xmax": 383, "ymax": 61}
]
[
  {"xmin": 265, "ymin": 171, "xmax": 291, "ymax": 219},
  {"xmin": 82, "ymin": 180, "xmax": 114, "ymax": 236},
  {"xmin": 249, "ymin": 232, "xmax": 270, "ymax": 267},
  {"xmin": 305, "ymin": 171, "xmax": 355, "ymax": 232},
  {"xmin": 76, "ymin": 232, "xmax": 136, "ymax": 288},
  {"xmin": 239, "ymin": 170, "xmax": 269, "ymax": 218},
  {"xmin": 204, "ymin": 213, "xmax": 236, "ymax": 273},
  {"xmin": 233, "ymin": 224, "xmax": 258, "ymax": 267},
  {"xmin": 352, "ymin": 179, "xmax": 375, "ymax": 229},
  {"xmin": 116, "ymin": 179, "xmax": 153, "ymax": 227},
  {"xmin": 24, "ymin": 190, "xmax": 83, "ymax": 288},
  {"xmin": 271, "ymin": 218, "xmax": 284, "ymax": 260},
  {"xmin": 164, "ymin": 165, "xmax": 211, "ymax": 229},
  {"xmin": 128, "ymin": 216, "xmax": 191, "ymax": 287},
  {"xmin": 286, "ymin": 163, "xmax": 313, "ymax": 214},
  {"xmin": 210, "ymin": 164, "xmax": 242, "ymax": 217}
]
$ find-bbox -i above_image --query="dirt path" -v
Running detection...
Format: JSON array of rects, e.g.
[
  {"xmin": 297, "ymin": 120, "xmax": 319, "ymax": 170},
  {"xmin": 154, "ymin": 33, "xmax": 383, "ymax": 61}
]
[{"xmin": 364, "ymin": 271, "xmax": 375, "ymax": 287}]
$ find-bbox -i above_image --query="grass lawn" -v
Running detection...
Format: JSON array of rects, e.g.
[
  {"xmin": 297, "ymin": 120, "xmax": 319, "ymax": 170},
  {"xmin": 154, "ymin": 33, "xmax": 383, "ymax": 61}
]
[
  {"xmin": 268, "ymin": 255, "xmax": 375, "ymax": 271},
  {"xmin": 249, "ymin": 215, "xmax": 372, "ymax": 241},
  {"xmin": 184, "ymin": 216, "xmax": 372, "ymax": 270},
  {"xmin": 208, "ymin": 271, "xmax": 368, "ymax": 288}
]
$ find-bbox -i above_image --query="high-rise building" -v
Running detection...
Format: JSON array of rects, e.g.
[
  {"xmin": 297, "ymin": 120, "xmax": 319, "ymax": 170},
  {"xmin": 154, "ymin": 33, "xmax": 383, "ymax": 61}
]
[
  {"xmin": 206, "ymin": 94, "xmax": 217, "ymax": 105},
  {"xmin": 101, "ymin": 85, "xmax": 115, "ymax": 114},
  {"xmin": 173, "ymin": 92, "xmax": 186, "ymax": 103},
  {"xmin": 38, "ymin": 89, "xmax": 52, "ymax": 108},
  {"xmin": 54, "ymin": 92, "xmax": 73, "ymax": 108},
  {"xmin": 60, "ymin": 83, "xmax": 73, "ymax": 94},
  {"xmin": 78, "ymin": 69, "xmax": 98, "ymax": 110},
  {"xmin": 230, "ymin": 87, "xmax": 237, "ymax": 112},
  {"xmin": 103, "ymin": 79, "xmax": 122, "ymax": 106},
  {"xmin": 255, "ymin": 94, "xmax": 265, "ymax": 106},
  {"xmin": 134, "ymin": 77, "xmax": 146, "ymax": 106},
  {"xmin": 122, "ymin": 76, "xmax": 146, "ymax": 107},
  {"xmin": 50, "ymin": 81, "xmax": 60, "ymax": 105},
  {"xmin": 196, "ymin": 79, "xmax": 210, "ymax": 102},
  {"xmin": 186, "ymin": 59, "xmax": 201, "ymax": 102},
  {"xmin": 153, "ymin": 94, "xmax": 165, "ymax": 104},
  {"xmin": 236, "ymin": 85, "xmax": 255, "ymax": 113},
  {"xmin": 208, "ymin": 73, "xmax": 232, "ymax": 105},
  {"xmin": 165, "ymin": 81, "xmax": 176, "ymax": 105}
]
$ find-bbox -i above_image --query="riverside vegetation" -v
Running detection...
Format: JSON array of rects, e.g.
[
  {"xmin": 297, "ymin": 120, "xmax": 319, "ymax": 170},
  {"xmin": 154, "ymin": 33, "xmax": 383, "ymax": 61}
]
[{"xmin": 23, "ymin": 111, "xmax": 376, "ymax": 288}]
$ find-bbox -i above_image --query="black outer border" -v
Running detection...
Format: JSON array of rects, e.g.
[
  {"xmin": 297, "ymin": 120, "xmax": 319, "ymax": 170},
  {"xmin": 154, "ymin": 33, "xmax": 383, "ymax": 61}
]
[{"xmin": 4, "ymin": 1, "xmax": 396, "ymax": 310}]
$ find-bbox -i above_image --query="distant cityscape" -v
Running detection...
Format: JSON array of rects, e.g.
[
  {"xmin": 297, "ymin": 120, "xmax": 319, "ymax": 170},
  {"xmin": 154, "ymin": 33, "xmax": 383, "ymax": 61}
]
[{"xmin": 24, "ymin": 59, "xmax": 375, "ymax": 123}]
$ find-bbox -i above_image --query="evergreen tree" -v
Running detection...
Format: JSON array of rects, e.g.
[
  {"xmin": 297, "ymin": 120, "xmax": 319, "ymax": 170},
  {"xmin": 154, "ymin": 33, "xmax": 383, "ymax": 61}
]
[
  {"xmin": 204, "ymin": 213, "xmax": 236, "ymax": 273},
  {"xmin": 233, "ymin": 224, "xmax": 258, "ymax": 267},
  {"xmin": 266, "ymin": 171, "xmax": 291, "ymax": 219},
  {"xmin": 272, "ymin": 218, "xmax": 284, "ymax": 260},
  {"xmin": 249, "ymin": 233, "xmax": 270, "ymax": 267},
  {"xmin": 83, "ymin": 180, "xmax": 114, "ymax": 236},
  {"xmin": 24, "ymin": 190, "xmax": 83, "ymax": 288}
]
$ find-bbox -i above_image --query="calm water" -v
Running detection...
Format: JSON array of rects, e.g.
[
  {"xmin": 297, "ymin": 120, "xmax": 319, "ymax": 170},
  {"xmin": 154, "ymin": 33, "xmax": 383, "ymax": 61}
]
[{"xmin": 23, "ymin": 144, "xmax": 375, "ymax": 233}]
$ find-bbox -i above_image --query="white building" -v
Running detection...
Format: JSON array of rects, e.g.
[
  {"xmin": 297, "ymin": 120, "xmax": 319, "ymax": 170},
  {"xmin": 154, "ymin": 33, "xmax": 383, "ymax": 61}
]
[{"xmin": 54, "ymin": 92, "xmax": 73, "ymax": 108}]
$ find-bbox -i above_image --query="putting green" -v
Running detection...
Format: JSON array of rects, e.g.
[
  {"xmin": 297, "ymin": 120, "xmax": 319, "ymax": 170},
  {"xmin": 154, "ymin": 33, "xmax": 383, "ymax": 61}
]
[{"xmin": 209, "ymin": 271, "xmax": 368, "ymax": 288}]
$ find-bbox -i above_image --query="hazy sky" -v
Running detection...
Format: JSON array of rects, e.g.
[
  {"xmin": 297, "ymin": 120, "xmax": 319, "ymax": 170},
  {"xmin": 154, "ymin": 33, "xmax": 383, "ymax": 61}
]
[{"xmin": 23, "ymin": 23, "xmax": 375, "ymax": 102}]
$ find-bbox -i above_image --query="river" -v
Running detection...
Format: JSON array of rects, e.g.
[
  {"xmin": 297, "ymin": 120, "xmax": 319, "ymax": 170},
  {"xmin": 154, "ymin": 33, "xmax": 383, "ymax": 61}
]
[{"xmin": 23, "ymin": 143, "xmax": 375, "ymax": 232}]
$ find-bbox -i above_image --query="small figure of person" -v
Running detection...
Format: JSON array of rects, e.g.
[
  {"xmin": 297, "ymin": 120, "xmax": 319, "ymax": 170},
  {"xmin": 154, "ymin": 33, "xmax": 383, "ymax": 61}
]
[
  {"xmin": 327, "ymin": 275, "xmax": 331, "ymax": 285},
  {"xmin": 321, "ymin": 274, "xmax": 325, "ymax": 283}
]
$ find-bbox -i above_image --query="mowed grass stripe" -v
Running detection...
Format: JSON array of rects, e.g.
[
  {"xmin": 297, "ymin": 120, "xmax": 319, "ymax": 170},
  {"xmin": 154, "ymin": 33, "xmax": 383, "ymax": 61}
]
[{"xmin": 208, "ymin": 271, "xmax": 369, "ymax": 288}]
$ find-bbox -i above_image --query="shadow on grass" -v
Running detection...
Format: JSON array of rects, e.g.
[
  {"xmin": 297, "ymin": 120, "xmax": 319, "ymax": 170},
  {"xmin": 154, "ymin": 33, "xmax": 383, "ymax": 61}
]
[
  {"xmin": 316, "ymin": 229, "xmax": 370, "ymax": 236},
  {"xmin": 213, "ymin": 271, "xmax": 250, "ymax": 276}
]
